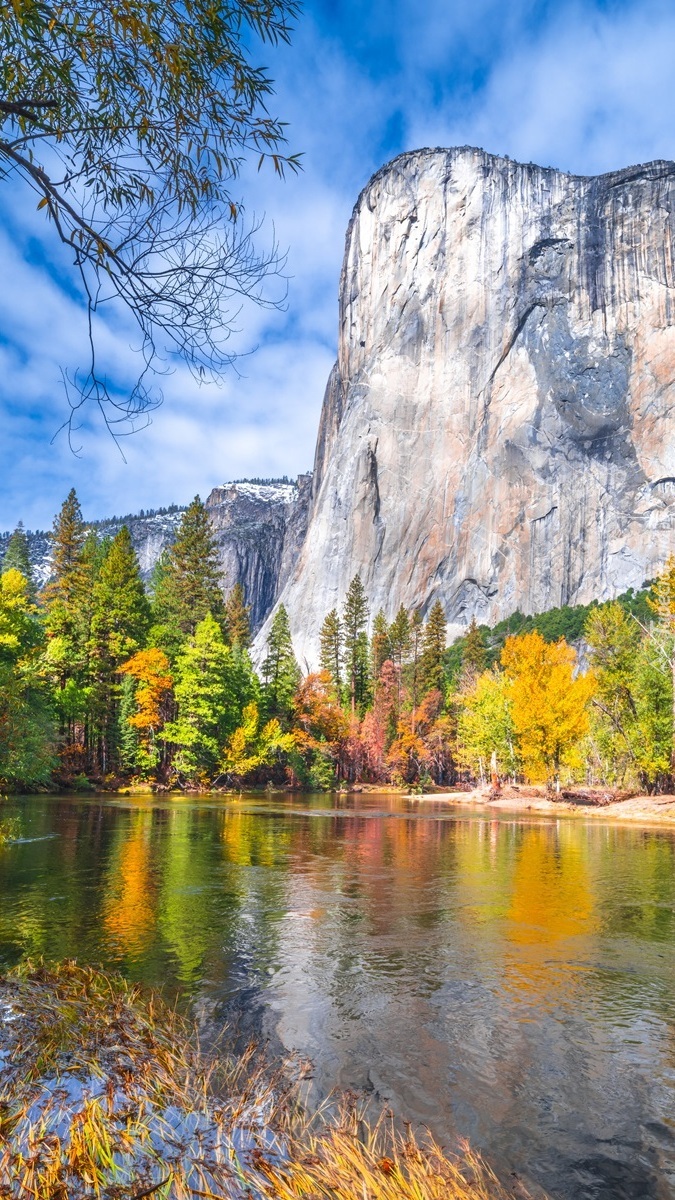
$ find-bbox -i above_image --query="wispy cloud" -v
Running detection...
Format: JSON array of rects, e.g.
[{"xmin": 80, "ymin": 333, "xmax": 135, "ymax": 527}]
[{"xmin": 2, "ymin": 0, "xmax": 674, "ymax": 530}]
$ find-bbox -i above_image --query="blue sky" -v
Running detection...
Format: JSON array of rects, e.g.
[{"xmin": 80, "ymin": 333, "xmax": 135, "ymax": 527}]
[{"xmin": 3, "ymin": 0, "xmax": 675, "ymax": 531}]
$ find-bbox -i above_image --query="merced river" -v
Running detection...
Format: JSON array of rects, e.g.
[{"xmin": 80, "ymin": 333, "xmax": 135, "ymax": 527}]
[{"xmin": 1, "ymin": 792, "xmax": 674, "ymax": 1199}]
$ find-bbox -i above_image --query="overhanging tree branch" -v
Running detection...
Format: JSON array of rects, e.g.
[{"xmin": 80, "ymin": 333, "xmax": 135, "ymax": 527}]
[{"xmin": 0, "ymin": 0, "xmax": 301, "ymax": 438}]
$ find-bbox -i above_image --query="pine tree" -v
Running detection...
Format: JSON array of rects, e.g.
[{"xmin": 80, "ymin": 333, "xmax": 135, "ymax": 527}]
[
  {"xmin": 342, "ymin": 575, "xmax": 370, "ymax": 713},
  {"xmin": 370, "ymin": 609, "xmax": 390, "ymax": 679},
  {"xmin": 43, "ymin": 489, "xmax": 90, "ymax": 687},
  {"xmin": 89, "ymin": 527, "xmax": 150, "ymax": 772},
  {"xmin": 389, "ymin": 605, "xmax": 411, "ymax": 671},
  {"xmin": 388, "ymin": 604, "xmax": 410, "ymax": 713},
  {"xmin": 166, "ymin": 612, "xmax": 256, "ymax": 780},
  {"xmin": 225, "ymin": 582, "xmax": 251, "ymax": 648},
  {"xmin": 462, "ymin": 617, "xmax": 487, "ymax": 676},
  {"xmin": 152, "ymin": 496, "xmax": 224, "ymax": 654},
  {"xmin": 2, "ymin": 523, "xmax": 35, "ymax": 597},
  {"xmin": 90, "ymin": 528, "xmax": 150, "ymax": 666},
  {"xmin": 420, "ymin": 601, "xmax": 447, "ymax": 695},
  {"xmin": 408, "ymin": 608, "xmax": 424, "ymax": 727},
  {"xmin": 262, "ymin": 605, "xmax": 301, "ymax": 724},
  {"xmin": 319, "ymin": 608, "xmax": 342, "ymax": 690}
]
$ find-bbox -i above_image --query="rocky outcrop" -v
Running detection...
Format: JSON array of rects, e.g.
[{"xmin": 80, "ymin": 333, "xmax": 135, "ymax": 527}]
[
  {"xmin": 259, "ymin": 146, "xmax": 675, "ymax": 665},
  {"xmin": 1, "ymin": 477, "xmax": 312, "ymax": 632},
  {"xmin": 204, "ymin": 476, "xmax": 312, "ymax": 630}
]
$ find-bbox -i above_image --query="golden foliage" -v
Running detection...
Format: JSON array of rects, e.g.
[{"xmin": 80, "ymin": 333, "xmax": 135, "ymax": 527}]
[
  {"xmin": 120, "ymin": 647, "xmax": 173, "ymax": 733},
  {"xmin": 501, "ymin": 630, "xmax": 595, "ymax": 783}
]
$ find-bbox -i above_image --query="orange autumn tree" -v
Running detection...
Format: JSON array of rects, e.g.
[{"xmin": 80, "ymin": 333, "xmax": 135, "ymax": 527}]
[
  {"xmin": 119, "ymin": 648, "xmax": 173, "ymax": 775},
  {"xmin": 291, "ymin": 671, "xmax": 349, "ymax": 784},
  {"xmin": 500, "ymin": 630, "xmax": 595, "ymax": 785}
]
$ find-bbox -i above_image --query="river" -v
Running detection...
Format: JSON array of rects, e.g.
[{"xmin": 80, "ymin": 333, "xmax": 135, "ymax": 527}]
[{"xmin": 1, "ymin": 792, "xmax": 674, "ymax": 1199}]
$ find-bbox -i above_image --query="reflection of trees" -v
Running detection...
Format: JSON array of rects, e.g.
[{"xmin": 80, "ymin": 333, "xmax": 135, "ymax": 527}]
[{"xmin": 104, "ymin": 812, "xmax": 156, "ymax": 955}]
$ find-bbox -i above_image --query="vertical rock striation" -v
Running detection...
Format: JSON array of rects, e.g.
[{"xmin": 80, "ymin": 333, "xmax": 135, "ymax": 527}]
[{"xmin": 261, "ymin": 146, "xmax": 675, "ymax": 664}]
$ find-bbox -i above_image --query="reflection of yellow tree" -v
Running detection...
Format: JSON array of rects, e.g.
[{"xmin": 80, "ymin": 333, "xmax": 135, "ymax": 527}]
[
  {"xmin": 104, "ymin": 813, "xmax": 155, "ymax": 955},
  {"xmin": 505, "ymin": 826, "xmax": 597, "ymax": 1006},
  {"xmin": 221, "ymin": 809, "xmax": 291, "ymax": 868}
]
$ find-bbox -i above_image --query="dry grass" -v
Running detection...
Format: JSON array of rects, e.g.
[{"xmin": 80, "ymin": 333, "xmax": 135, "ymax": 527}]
[{"xmin": 0, "ymin": 961, "xmax": 542, "ymax": 1200}]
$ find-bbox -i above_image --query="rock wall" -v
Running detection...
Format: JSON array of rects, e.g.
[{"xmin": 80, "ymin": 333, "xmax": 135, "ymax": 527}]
[
  {"xmin": 259, "ymin": 146, "xmax": 675, "ymax": 665},
  {"xmin": 1, "ymin": 477, "xmax": 312, "ymax": 632}
]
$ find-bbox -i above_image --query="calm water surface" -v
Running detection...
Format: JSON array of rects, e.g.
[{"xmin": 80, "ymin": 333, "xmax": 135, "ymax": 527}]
[{"xmin": 1, "ymin": 792, "xmax": 674, "ymax": 1199}]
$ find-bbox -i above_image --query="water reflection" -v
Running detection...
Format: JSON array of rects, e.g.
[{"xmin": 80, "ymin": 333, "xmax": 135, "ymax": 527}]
[{"xmin": 1, "ymin": 794, "xmax": 675, "ymax": 1199}]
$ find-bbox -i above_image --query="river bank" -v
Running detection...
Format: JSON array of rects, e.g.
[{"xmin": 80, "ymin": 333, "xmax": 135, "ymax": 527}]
[{"xmin": 414, "ymin": 784, "xmax": 675, "ymax": 825}]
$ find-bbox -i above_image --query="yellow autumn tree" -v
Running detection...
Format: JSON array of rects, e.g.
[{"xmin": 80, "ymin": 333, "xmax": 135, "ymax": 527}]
[
  {"xmin": 500, "ymin": 630, "xmax": 595, "ymax": 785},
  {"xmin": 220, "ymin": 702, "xmax": 295, "ymax": 783}
]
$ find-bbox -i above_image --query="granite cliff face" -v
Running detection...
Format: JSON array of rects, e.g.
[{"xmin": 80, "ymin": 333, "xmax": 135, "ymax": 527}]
[
  {"xmin": 261, "ymin": 146, "xmax": 675, "ymax": 665},
  {"xmin": 1, "ymin": 478, "xmax": 311, "ymax": 632}
]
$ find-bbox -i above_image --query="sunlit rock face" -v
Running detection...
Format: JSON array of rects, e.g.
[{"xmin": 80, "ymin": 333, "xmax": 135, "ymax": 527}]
[{"xmin": 261, "ymin": 146, "xmax": 675, "ymax": 665}]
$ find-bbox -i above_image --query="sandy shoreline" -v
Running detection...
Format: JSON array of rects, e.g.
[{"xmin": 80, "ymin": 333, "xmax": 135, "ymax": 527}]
[{"xmin": 411, "ymin": 785, "xmax": 675, "ymax": 826}]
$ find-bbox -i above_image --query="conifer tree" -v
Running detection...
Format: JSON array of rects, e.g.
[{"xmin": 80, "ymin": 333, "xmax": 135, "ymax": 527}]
[
  {"xmin": 43, "ymin": 489, "xmax": 90, "ymax": 687},
  {"xmin": 462, "ymin": 617, "xmax": 487, "ymax": 676},
  {"xmin": 408, "ymin": 607, "xmax": 424, "ymax": 725},
  {"xmin": 342, "ymin": 575, "xmax": 370, "ymax": 713},
  {"xmin": 388, "ymin": 604, "xmax": 410, "ymax": 713},
  {"xmin": 420, "ymin": 601, "xmax": 447, "ymax": 695},
  {"xmin": 90, "ymin": 528, "xmax": 150, "ymax": 667},
  {"xmin": 225, "ymin": 582, "xmax": 251, "ymax": 648},
  {"xmin": 370, "ymin": 609, "xmax": 390, "ymax": 679},
  {"xmin": 319, "ymin": 608, "xmax": 342, "ymax": 690},
  {"xmin": 389, "ymin": 605, "xmax": 411, "ymax": 671},
  {"xmin": 89, "ymin": 527, "xmax": 150, "ymax": 772},
  {"xmin": 262, "ymin": 604, "xmax": 301, "ymax": 724},
  {"xmin": 166, "ymin": 612, "xmax": 256, "ymax": 781},
  {"xmin": 2, "ymin": 524, "xmax": 35, "ymax": 597},
  {"xmin": 152, "ymin": 496, "xmax": 224, "ymax": 654}
]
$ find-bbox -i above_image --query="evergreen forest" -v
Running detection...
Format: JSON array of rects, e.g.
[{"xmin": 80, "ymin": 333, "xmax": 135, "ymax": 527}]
[{"xmin": 2, "ymin": 488, "xmax": 675, "ymax": 795}]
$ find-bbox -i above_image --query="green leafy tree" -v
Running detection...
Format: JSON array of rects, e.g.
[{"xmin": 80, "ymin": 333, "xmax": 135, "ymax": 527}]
[
  {"xmin": 342, "ymin": 576, "xmax": 370, "ymax": 713},
  {"xmin": 152, "ymin": 497, "xmax": 224, "ymax": 656},
  {"xmin": 0, "ymin": 0, "xmax": 301, "ymax": 422},
  {"xmin": 0, "ymin": 570, "xmax": 55, "ymax": 789},
  {"xmin": 647, "ymin": 554, "xmax": 675, "ymax": 771},
  {"xmin": 458, "ymin": 668, "xmax": 517, "ymax": 780},
  {"xmin": 319, "ymin": 608, "xmax": 342, "ymax": 692},
  {"xmin": 585, "ymin": 602, "xmax": 641, "ymax": 782},
  {"xmin": 420, "ymin": 601, "xmax": 447, "ymax": 695},
  {"xmin": 261, "ymin": 604, "xmax": 300, "ymax": 724},
  {"xmin": 166, "ymin": 612, "xmax": 256, "ymax": 781},
  {"xmin": 225, "ymin": 582, "xmax": 251, "ymax": 648}
]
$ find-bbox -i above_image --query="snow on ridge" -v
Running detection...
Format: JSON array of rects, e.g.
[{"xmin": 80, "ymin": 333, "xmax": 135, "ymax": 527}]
[{"xmin": 219, "ymin": 481, "xmax": 298, "ymax": 505}]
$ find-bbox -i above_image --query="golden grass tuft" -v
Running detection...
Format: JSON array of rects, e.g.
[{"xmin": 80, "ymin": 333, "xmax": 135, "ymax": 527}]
[{"xmin": 0, "ymin": 960, "xmax": 543, "ymax": 1200}]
